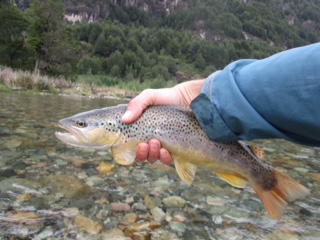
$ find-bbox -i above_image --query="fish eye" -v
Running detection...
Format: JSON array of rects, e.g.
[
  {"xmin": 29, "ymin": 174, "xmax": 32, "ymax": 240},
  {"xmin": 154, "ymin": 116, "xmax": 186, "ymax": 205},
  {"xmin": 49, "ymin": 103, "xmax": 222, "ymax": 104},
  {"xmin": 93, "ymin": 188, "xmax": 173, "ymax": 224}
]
[{"xmin": 76, "ymin": 121, "xmax": 87, "ymax": 128}]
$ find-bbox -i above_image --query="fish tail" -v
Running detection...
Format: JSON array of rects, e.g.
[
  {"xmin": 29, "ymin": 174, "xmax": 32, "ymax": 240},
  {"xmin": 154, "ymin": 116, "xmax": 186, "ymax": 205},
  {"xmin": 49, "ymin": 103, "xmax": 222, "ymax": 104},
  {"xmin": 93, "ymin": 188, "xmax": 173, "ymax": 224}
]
[{"xmin": 251, "ymin": 169, "xmax": 310, "ymax": 220}]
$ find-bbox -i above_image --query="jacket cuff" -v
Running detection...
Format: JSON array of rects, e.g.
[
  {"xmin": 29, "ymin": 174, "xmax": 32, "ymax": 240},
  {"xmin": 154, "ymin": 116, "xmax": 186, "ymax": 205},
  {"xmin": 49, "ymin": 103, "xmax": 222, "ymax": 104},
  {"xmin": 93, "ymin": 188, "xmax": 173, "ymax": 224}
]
[{"xmin": 191, "ymin": 93, "xmax": 240, "ymax": 142}]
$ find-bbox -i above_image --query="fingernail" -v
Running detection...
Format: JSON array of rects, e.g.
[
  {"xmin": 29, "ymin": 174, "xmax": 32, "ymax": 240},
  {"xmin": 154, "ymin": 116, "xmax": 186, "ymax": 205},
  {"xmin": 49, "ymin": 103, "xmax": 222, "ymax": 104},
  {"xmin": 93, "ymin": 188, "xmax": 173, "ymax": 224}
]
[{"xmin": 122, "ymin": 111, "xmax": 131, "ymax": 120}]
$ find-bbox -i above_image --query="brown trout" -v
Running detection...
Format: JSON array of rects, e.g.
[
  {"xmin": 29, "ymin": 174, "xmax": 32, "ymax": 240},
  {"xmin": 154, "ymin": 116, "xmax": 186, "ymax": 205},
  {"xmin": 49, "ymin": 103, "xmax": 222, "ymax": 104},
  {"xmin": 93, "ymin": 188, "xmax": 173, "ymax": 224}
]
[{"xmin": 55, "ymin": 105, "xmax": 310, "ymax": 219}]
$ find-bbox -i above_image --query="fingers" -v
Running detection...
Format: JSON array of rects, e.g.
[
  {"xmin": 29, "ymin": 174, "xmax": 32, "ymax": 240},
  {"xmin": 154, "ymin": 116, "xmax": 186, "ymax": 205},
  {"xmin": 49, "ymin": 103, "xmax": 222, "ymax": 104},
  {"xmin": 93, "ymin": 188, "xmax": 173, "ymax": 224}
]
[
  {"xmin": 135, "ymin": 142, "xmax": 149, "ymax": 162},
  {"xmin": 135, "ymin": 139, "xmax": 173, "ymax": 165},
  {"xmin": 159, "ymin": 148, "xmax": 172, "ymax": 165}
]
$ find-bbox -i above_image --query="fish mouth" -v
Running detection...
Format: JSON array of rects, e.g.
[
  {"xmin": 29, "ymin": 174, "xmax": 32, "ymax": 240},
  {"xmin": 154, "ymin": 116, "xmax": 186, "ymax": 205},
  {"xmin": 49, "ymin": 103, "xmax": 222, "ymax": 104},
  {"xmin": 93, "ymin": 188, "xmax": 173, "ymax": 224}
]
[
  {"xmin": 55, "ymin": 123, "xmax": 108, "ymax": 149},
  {"xmin": 55, "ymin": 124, "xmax": 90, "ymax": 148}
]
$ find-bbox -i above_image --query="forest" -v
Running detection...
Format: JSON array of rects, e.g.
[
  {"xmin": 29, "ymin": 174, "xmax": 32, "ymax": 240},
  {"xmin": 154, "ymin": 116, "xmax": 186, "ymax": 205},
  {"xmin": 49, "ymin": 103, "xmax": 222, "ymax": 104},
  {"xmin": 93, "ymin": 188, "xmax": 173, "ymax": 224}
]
[{"xmin": 1, "ymin": 0, "xmax": 320, "ymax": 89}]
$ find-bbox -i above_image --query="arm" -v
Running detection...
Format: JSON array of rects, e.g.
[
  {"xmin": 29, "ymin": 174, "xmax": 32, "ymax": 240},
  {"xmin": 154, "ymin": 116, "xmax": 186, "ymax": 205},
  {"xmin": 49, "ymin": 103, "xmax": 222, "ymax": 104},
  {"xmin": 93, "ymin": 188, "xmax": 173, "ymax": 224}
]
[{"xmin": 191, "ymin": 43, "xmax": 320, "ymax": 146}]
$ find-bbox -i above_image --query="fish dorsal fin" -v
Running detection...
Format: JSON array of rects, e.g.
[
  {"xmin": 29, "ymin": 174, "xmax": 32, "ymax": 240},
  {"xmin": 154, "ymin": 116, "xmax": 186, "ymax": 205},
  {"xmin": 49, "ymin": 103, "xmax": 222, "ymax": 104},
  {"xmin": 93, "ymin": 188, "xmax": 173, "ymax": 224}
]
[
  {"xmin": 215, "ymin": 172, "xmax": 248, "ymax": 188},
  {"xmin": 173, "ymin": 156, "xmax": 197, "ymax": 185},
  {"xmin": 111, "ymin": 141, "xmax": 137, "ymax": 165}
]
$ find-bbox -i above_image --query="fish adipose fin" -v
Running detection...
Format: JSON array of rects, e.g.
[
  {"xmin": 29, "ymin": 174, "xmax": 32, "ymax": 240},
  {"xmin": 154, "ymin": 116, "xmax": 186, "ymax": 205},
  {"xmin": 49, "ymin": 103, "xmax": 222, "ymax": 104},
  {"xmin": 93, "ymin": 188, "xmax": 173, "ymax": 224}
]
[
  {"xmin": 111, "ymin": 142, "xmax": 137, "ymax": 165},
  {"xmin": 248, "ymin": 145, "xmax": 265, "ymax": 159},
  {"xmin": 173, "ymin": 156, "xmax": 197, "ymax": 185},
  {"xmin": 215, "ymin": 172, "xmax": 248, "ymax": 188},
  {"xmin": 238, "ymin": 141, "xmax": 265, "ymax": 159},
  {"xmin": 251, "ymin": 169, "xmax": 310, "ymax": 220}
]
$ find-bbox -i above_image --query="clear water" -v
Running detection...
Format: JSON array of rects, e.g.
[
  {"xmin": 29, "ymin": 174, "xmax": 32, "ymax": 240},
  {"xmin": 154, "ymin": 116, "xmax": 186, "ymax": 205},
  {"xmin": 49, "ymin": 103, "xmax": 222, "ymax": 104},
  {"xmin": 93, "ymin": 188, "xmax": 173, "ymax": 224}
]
[{"xmin": 0, "ymin": 92, "xmax": 319, "ymax": 239}]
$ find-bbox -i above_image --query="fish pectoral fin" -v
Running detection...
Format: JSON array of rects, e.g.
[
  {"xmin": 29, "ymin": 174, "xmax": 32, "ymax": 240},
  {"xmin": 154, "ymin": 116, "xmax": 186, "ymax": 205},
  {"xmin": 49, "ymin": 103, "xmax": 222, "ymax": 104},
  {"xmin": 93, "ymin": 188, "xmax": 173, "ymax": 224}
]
[
  {"xmin": 173, "ymin": 156, "xmax": 197, "ymax": 185},
  {"xmin": 215, "ymin": 172, "xmax": 248, "ymax": 188},
  {"xmin": 111, "ymin": 142, "xmax": 137, "ymax": 165}
]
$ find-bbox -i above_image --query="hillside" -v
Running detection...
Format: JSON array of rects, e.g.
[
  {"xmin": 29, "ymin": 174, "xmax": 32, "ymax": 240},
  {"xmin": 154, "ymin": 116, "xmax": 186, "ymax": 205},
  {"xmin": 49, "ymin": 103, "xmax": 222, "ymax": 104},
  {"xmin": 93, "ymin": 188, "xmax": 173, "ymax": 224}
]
[{"xmin": 1, "ymin": 0, "xmax": 320, "ymax": 88}]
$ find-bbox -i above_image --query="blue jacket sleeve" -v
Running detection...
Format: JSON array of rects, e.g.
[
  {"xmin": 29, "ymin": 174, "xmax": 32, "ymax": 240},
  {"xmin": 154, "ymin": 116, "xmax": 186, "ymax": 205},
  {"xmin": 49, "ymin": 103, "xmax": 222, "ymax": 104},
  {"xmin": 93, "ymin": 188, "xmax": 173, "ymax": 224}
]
[{"xmin": 190, "ymin": 43, "xmax": 320, "ymax": 146}]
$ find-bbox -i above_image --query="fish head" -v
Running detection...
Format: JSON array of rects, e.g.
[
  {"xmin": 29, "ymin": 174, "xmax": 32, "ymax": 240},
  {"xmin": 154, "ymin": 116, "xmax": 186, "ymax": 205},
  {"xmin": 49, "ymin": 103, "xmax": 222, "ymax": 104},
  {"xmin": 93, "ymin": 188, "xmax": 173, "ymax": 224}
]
[{"xmin": 55, "ymin": 108, "xmax": 122, "ymax": 149}]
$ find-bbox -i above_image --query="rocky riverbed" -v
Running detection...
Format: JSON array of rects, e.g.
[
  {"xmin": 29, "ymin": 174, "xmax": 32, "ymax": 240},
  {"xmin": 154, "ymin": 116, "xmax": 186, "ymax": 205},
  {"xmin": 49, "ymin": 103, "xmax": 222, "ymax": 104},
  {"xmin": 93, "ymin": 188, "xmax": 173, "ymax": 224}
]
[{"xmin": 0, "ymin": 92, "xmax": 320, "ymax": 240}]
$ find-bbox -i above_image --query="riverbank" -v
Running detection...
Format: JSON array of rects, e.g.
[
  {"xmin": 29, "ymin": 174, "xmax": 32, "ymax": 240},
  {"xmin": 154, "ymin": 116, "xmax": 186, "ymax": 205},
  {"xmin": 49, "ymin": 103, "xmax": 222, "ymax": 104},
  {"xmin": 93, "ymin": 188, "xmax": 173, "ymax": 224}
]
[{"xmin": 0, "ymin": 66, "xmax": 139, "ymax": 100}]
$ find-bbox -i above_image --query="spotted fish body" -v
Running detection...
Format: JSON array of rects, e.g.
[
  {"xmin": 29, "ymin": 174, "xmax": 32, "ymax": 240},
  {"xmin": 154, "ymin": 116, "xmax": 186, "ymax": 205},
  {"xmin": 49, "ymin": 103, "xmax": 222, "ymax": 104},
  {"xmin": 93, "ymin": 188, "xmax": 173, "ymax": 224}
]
[{"xmin": 56, "ymin": 105, "xmax": 310, "ymax": 220}]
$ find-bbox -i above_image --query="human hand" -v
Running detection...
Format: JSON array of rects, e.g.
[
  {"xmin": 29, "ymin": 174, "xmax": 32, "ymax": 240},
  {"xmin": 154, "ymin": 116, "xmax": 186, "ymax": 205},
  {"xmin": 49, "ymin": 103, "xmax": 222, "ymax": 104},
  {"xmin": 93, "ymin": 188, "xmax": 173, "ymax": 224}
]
[{"xmin": 122, "ymin": 79, "xmax": 205, "ymax": 165}]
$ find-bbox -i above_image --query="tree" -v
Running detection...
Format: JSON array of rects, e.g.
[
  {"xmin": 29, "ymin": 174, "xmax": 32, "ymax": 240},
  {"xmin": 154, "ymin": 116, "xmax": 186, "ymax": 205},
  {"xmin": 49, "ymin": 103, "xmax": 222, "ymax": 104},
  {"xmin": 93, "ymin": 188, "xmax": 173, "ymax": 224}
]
[
  {"xmin": 0, "ymin": 3, "xmax": 33, "ymax": 69},
  {"xmin": 92, "ymin": 33, "xmax": 108, "ymax": 57},
  {"xmin": 26, "ymin": 0, "xmax": 79, "ymax": 76}
]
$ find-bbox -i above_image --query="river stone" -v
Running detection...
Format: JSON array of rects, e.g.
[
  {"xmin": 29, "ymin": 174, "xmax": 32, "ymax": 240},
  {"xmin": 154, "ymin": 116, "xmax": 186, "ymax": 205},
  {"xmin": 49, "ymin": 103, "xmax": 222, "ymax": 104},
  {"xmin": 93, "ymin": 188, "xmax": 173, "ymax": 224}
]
[
  {"xmin": 120, "ymin": 213, "xmax": 138, "ymax": 225},
  {"xmin": 150, "ymin": 207, "xmax": 166, "ymax": 223},
  {"xmin": 4, "ymin": 139, "xmax": 22, "ymax": 149},
  {"xmin": 162, "ymin": 196, "xmax": 186, "ymax": 208},
  {"xmin": 169, "ymin": 222, "xmax": 186, "ymax": 234},
  {"xmin": 39, "ymin": 175, "xmax": 93, "ymax": 199},
  {"xmin": 32, "ymin": 227, "xmax": 53, "ymax": 240},
  {"xmin": 0, "ymin": 178, "xmax": 41, "ymax": 193},
  {"xmin": 102, "ymin": 228, "xmax": 126, "ymax": 240}
]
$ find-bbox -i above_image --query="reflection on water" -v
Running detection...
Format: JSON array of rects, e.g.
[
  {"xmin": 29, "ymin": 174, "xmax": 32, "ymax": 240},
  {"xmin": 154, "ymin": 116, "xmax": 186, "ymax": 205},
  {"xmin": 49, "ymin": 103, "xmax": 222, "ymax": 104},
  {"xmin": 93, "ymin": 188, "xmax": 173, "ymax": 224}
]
[{"xmin": 0, "ymin": 92, "xmax": 319, "ymax": 239}]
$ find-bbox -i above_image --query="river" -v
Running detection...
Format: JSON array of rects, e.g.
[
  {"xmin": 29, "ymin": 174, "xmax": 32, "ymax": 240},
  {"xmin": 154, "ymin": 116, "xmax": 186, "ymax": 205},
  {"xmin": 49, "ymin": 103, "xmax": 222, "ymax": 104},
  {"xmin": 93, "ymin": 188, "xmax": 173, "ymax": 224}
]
[{"xmin": 0, "ymin": 92, "xmax": 319, "ymax": 239}]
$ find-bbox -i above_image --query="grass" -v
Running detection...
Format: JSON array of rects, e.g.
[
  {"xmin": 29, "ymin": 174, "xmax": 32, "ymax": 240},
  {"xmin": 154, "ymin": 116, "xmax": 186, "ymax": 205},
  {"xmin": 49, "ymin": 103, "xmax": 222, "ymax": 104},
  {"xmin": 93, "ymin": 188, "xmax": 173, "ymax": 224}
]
[
  {"xmin": 0, "ymin": 66, "xmax": 178, "ymax": 98},
  {"xmin": 0, "ymin": 66, "xmax": 72, "ymax": 94}
]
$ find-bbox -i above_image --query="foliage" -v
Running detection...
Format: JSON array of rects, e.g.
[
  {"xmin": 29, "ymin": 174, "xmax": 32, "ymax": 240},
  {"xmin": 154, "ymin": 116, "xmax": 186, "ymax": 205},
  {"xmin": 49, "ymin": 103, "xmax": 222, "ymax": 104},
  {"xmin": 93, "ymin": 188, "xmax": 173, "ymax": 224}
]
[
  {"xmin": 25, "ymin": 0, "xmax": 80, "ymax": 76},
  {"xmin": 1, "ymin": 0, "xmax": 320, "ymax": 89},
  {"xmin": 0, "ymin": 3, "xmax": 33, "ymax": 70}
]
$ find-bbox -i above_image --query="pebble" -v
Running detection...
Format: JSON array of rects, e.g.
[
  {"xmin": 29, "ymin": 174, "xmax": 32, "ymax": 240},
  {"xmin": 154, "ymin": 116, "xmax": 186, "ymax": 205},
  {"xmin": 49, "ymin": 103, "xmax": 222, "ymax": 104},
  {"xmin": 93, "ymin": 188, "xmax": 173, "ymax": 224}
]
[
  {"xmin": 33, "ymin": 227, "xmax": 53, "ymax": 240},
  {"xmin": 86, "ymin": 176, "xmax": 105, "ymax": 186},
  {"xmin": 62, "ymin": 207, "xmax": 80, "ymax": 218},
  {"xmin": 101, "ymin": 228, "xmax": 126, "ymax": 240},
  {"xmin": 294, "ymin": 167, "xmax": 309, "ymax": 173},
  {"xmin": 120, "ymin": 213, "xmax": 138, "ymax": 225},
  {"xmin": 169, "ymin": 222, "xmax": 186, "ymax": 235},
  {"xmin": 163, "ymin": 196, "xmax": 186, "ymax": 208},
  {"xmin": 150, "ymin": 207, "xmax": 166, "ymax": 223},
  {"xmin": 97, "ymin": 151, "xmax": 108, "ymax": 156},
  {"xmin": 144, "ymin": 194, "xmax": 156, "ymax": 209},
  {"xmin": 111, "ymin": 202, "xmax": 131, "ymax": 212},
  {"xmin": 206, "ymin": 196, "xmax": 225, "ymax": 206},
  {"xmin": 74, "ymin": 214, "xmax": 103, "ymax": 234},
  {"xmin": 4, "ymin": 139, "xmax": 22, "ymax": 149}
]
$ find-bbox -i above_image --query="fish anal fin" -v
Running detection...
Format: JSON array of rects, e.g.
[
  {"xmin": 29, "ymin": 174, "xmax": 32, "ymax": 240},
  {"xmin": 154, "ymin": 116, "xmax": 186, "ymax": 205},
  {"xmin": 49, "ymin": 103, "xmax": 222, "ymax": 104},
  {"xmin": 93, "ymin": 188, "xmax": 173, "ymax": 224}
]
[
  {"xmin": 173, "ymin": 156, "xmax": 197, "ymax": 185},
  {"xmin": 111, "ymin": 141, "xmax": 137, "ymax": 165},
  {"xmin": 251, "ymin": 169, "xmax": 310, "ymax": 220},
  {"xmin": 215, "ymin": 172, "xmax": 248, "ymax": 188}
]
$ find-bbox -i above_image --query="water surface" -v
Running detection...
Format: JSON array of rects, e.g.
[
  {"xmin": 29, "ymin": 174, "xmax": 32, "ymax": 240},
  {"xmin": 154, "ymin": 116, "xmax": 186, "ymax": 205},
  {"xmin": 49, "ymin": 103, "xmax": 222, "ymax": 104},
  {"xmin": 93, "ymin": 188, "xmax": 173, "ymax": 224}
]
[{"xmin": 0, "ymin": 92, "xmax": 319, "ymax": 239}]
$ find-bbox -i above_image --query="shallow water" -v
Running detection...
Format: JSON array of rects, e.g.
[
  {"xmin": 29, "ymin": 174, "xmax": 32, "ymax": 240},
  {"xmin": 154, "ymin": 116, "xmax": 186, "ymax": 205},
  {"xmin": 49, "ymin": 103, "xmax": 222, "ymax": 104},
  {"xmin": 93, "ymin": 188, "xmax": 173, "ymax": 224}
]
[{"xmin": 0, "ymin": 92, "xmax": 319, "ymax": 240}]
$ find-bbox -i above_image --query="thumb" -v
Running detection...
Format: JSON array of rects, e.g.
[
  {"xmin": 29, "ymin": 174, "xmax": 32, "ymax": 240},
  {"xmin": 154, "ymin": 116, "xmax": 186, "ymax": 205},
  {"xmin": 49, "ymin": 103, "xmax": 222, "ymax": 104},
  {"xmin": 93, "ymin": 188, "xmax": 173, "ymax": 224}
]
[
  {"xmin": 122, "ymin": 89, "xmax": 156, "ymax": 124},
  {"xmin": 122, "ymin": 88, "xmax": 180, "ymax": 124}
]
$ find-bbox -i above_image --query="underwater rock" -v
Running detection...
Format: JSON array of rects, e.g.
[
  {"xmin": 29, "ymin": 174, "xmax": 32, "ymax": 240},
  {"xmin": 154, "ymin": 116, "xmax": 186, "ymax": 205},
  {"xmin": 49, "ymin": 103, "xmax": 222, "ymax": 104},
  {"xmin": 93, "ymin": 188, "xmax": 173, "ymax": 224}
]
[
  {"xmin": 120, "ymin": 213, "xmax": 138, "ymax": 225},
  {"xmin": 163, "ymin": 196, "xmax": 186, "ymax": 208},
  {"xmin": 74, "ymin": 214, "xmax": 103, "ymax": 234},
  {"xmin": 4, "ymin": 139, "xmax": 22, "ymax": 149},
  {"xmin": 40, "ymin": 174, "xmax": 93, "ymax": 199},
  {"xmin": 150, "ymin": 207, "xmax": 166, "ymax": 223},
  {"xmin": 111, "ymin": 202, "xmax": 131, "ymax": 212},
  {"xmin": 144, "ymin": 194, "xmax": 156, "ymax": 210}
]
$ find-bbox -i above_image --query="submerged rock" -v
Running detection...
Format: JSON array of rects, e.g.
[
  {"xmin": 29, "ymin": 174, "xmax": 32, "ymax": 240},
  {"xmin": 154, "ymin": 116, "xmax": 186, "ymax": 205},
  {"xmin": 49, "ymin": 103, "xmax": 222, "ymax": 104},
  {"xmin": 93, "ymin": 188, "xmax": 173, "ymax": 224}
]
[
  {"xmin": 74, "ymin": 214, "xmax": 103, "ymax": 234},
  {"xmin": 163, "ymin": 196, "xmax": 186, "ymax": 208},
  {"xmin": 40, "ymin": 174, "xmax": 93, "ymax": 199}
]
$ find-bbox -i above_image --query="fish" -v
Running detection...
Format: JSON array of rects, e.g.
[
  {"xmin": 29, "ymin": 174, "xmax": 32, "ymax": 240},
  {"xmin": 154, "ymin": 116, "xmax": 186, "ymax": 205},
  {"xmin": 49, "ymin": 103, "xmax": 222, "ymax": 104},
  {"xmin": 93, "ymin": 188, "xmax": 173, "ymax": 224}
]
[{"xmin": 55, "ymin": 105, "xmax": 310, "ymax": 220}]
